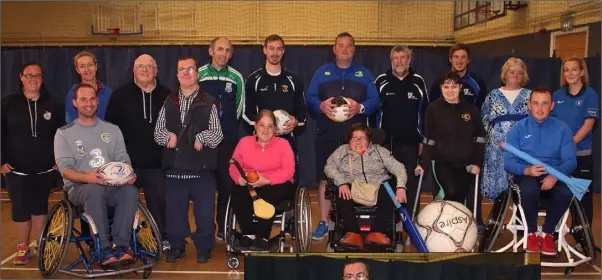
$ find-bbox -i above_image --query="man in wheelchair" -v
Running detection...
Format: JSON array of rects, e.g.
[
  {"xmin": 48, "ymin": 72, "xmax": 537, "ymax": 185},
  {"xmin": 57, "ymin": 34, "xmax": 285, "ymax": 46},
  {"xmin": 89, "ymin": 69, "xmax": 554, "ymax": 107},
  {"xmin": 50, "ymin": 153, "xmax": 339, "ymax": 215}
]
[
  {"xmin": 54, "ymin": 84, "xmax": 139, "ymax": 266},
  {"xmin": 324, "ymin": 123, "xmax": 407, "ymax": 250},
  {"xmin": 504, "ymin": 88, "xmax": 577, "ymax": 256}
]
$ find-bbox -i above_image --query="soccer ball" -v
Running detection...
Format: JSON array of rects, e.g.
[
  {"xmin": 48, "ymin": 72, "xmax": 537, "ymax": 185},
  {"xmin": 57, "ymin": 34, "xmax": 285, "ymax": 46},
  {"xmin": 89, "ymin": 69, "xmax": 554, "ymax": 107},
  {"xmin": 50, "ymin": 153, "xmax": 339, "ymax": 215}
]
[
  {"xmin": 98, "ymin": 162, "xmax": 135, "ymax": 187},
  {"xmin": 415, "ymin": 200, "xmax": 478, "ymax": 252},
  {"xmin": 273, "ymin": 110, "xmax": 291, "ymax": 134},
  {"xmin": 330, "ymin": 96, "xmax": 351, "ymax": 123}
]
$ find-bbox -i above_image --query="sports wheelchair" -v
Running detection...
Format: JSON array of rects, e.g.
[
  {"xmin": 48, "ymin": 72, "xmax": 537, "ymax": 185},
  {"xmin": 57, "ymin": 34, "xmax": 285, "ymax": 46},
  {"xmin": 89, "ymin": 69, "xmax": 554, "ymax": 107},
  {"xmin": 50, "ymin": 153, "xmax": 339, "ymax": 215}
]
[
  {"xmin": 479, "ymin": 180, "xmax": 598, "ymax": 276},
  {"xmin": 224, "ymin": 185, "xmax": 312, "ymax": 269},
  {"xmin": 37, "ymin": 195, "xmax": 162, "ymax": 278}
]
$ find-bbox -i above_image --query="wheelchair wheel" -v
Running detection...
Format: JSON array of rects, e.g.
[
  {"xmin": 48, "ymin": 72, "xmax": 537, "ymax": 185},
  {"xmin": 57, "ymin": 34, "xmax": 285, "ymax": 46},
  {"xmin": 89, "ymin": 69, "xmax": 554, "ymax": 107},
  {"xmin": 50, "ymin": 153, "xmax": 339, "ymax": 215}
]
[
  {"xmin": 294, "ymin": 187, "xmax": 312, "ymax": 253},
  {"xmin": 224, "ymin": 196, "xmax": 236, "ymax": 248},
  {"xmin": 569, "ymin": 198, "xmax": 595, "ymax": 264},
  {"xmin": 135, "ymin": 201, "xmax": 162, "ymax": 261},
  {"xmin": 479, "ymin": 189, "xmax": 511, "ymax": 252},
  {"xmin": 38, "ymin": 200, "xmax": 73, "ymax": 278}
]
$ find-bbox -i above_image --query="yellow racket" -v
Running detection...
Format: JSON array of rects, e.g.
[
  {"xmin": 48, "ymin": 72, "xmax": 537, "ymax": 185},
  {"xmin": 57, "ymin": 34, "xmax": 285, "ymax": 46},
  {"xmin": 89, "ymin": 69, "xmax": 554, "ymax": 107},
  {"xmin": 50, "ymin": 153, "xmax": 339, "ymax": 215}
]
[{"xmin": 229, "ymin": 159, "xmax": 275, "ymax": 219}]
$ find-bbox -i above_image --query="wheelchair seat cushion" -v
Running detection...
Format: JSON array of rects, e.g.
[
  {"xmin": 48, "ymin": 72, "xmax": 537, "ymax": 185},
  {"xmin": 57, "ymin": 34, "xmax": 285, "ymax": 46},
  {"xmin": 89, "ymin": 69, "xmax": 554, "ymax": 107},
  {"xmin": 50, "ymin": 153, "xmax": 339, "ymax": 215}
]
[{"xmin": 353, "ymin": 204, "xmax": 378, "ymax": 214}]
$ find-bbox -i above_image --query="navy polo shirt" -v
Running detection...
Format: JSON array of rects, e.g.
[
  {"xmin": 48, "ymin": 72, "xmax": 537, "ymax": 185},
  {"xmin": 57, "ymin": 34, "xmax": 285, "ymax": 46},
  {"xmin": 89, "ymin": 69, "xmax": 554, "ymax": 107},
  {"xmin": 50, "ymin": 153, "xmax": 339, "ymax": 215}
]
[{"xmin": 551, "ymin": 86, "xmax": 600, "ymax": 152}]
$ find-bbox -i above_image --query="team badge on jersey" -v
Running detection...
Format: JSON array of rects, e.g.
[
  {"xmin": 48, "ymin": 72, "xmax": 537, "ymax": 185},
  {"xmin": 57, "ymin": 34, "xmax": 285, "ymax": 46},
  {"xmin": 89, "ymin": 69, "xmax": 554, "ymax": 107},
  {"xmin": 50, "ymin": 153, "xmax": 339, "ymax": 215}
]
[
  {"xmin": 43, "ymin": 111, "xmax": 52, "ymax": 120},
  {"xmin": 461, "ymin": 113, "xmax": 471, "ymax": 121},
  {"xmin": 75, "ymin": 140, "xmax": 86, "ymax": 156},
  {"xmin": 101, "ymin": 133, "xmax": 111, "ymax": 143},
  {"xmin": 282, "ymin": 85, "xmax": 289, "ymax": 92},
  {"xmin": 225, "ymin": 82, "xmax": 233, "ymax": 93},
  {"xmin": 463, "ymin": 88, "xmax": 473, "ymax": 96},
  {"xmin": 355, "ymin": 71, "xmax": 363, "ymax": 77},
  {"xmin": 575, "ymin": 100, "xmax": 583, "ymax": 107}
]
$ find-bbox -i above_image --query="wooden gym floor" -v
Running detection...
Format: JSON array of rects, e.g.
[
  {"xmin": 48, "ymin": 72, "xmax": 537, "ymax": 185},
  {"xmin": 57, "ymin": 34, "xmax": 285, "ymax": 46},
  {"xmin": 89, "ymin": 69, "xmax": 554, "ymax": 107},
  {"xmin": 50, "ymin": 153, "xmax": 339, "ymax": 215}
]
[{"xmin": 0, "ymin": 190, "xmax": 600, "ymax": 279}]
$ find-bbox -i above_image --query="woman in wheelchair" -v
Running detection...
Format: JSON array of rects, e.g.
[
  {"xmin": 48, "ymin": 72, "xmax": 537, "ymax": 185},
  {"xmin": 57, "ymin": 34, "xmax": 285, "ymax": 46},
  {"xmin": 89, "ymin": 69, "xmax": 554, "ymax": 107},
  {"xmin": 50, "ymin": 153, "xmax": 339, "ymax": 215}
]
[
  {"xmin": 324, "ymin": 123, "xmax": 407, "ymax": 249},
  {"xmin": 228, "ymin": 109, "xmax": 296, "ymax": 251}
]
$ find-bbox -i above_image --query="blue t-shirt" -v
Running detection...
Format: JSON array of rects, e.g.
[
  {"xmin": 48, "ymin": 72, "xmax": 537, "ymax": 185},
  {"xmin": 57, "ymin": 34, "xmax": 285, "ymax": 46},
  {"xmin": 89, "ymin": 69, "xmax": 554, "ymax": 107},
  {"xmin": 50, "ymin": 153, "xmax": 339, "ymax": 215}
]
[{"xmin": 551, "ymin": 86, "xmax": 600, "ymax": 152}]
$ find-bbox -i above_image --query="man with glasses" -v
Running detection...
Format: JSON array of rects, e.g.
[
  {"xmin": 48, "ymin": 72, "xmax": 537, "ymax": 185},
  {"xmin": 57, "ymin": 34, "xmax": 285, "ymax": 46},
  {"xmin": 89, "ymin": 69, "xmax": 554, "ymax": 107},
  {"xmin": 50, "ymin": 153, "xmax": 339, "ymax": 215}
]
[
  {"xmin": 342, "ymin": 260, "xmax": 370, "ymax": 280},
  {"xmin": 198, "ymin": 37, "xmax": 245, "ymax": 242},
  {"xmin": 105, "ymin": 54, "xmax": 171, "ymax": 251},
  {"xmin": 66, "ymin": 51, "xmax": 112, "ymax": 122},
  {"xmin": 155, "ymin": 56, "xmax": 223, "ymax": 263}
]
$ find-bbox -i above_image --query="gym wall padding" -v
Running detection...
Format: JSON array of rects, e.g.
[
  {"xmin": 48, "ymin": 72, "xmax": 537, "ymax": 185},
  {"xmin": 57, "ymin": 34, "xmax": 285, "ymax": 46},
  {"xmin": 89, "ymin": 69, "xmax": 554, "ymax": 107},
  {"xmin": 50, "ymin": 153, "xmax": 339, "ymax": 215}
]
[
  {"xmin": 244, "ymin": 255, "xmax": 541, "ymax": 280},
  {"xmin": 1, "ymin": 47, "xmax": 599, "ymax": 194}
]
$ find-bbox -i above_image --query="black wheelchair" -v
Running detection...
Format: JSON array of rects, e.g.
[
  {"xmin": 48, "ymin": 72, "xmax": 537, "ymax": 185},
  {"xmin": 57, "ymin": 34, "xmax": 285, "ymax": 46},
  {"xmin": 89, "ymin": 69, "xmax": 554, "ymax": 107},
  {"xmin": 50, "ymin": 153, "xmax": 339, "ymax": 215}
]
[
  {"xmin": 479, "ymin": 180, "xmax": 598, "ymax": 276},
  {"xmin": 223, "ymin": 185, "xmax": 312, "ymax": 269},
  {"xmin": 37, "ymin": 193, "xmax": 162, "ymax": 278}
]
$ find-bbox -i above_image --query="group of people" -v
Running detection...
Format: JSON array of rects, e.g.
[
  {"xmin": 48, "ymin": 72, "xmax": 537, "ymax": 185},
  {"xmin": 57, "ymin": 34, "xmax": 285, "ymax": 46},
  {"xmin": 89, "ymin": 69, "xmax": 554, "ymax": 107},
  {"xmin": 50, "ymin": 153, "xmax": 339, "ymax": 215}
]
[{"xmin": 1, "ymin": 31, "xmax": 598, "ymax": 267}]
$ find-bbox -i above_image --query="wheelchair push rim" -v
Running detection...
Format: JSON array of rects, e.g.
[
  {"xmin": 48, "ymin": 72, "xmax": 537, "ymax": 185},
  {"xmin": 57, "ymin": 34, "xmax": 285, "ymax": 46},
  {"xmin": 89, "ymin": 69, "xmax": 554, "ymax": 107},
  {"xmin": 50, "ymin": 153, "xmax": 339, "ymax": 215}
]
[
  {"xmin": 294, "ymin": 187, "xmax": 312, "ymax": 253},
  {"xmin": 135, "ymin": 201, "xmax": 162, "ymax": 261},
  {"xmin": 569, "ymin": 197, "xmax": 596, "ymax": 264},
  {"xmin": 479, "ymin": 189, "xmax": 511, "ymax": 252},
  {"xmin": 38, "ymin": 200, "xmax": 73, "ymax": 278}
]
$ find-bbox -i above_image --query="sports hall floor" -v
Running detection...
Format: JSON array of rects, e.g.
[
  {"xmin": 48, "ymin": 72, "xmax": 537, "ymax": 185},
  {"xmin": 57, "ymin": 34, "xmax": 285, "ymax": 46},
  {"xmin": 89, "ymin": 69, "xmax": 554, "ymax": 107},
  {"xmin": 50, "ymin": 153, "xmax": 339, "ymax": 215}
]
[{"xmin": 0, "ymin": 190, "xmax": 600, "ymax": 279}]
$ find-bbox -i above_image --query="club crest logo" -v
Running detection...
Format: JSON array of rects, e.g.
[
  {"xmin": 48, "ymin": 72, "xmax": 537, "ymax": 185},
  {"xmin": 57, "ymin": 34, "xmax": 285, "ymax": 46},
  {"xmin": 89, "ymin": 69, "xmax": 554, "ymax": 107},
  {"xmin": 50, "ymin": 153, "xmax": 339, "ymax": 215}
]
[
  {"xmin": 101, "ymin": 133, "xmax": 111, "ymax": 143},
  {"xmin": 225, "ymin": 82, "xmax": 233, "ymax": 93},
  {"xmin": 281, "ymin": 85, "xmax": 289, "ymax": 92},
  {"xmin": 461, "ymin": 113, "xmax": 471, "ymax": 121},
  {"xmin": 575, "ymin": 100, "xmax": 583, "ymax": 107},
  {"xmin": 75, "ymin": 140, "xmax": 86, "ymax": 156},
  {"xmin": 43, "ymin": 111, "xmax": 52, "ymax": 120}
]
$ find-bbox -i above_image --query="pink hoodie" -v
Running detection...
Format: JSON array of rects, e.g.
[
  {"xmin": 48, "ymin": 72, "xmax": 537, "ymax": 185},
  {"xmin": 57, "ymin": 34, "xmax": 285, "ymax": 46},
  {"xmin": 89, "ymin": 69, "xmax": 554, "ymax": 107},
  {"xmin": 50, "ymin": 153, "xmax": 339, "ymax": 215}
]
[{"xmin": 229, "ymin": 136, "xmax": 295, "ymax": 185}]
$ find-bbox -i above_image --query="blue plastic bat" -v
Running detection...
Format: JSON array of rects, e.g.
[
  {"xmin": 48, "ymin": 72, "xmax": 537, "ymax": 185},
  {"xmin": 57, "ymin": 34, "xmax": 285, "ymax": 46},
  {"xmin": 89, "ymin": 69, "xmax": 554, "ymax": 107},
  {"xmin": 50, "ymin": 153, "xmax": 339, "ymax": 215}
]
[{"xmin": 383, "ymin": 181, "xmax": 429, "ymax": 252}]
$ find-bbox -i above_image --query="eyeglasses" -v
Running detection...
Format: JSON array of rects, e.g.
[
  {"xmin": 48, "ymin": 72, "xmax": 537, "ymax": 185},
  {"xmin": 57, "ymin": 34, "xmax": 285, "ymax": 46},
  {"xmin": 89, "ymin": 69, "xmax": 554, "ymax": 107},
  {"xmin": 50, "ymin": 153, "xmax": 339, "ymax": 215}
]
[
  {"xmin": 135, "ymin": 64, "xmax": 156, "ymax": 70},
  {"xmin": 177, "ymin": 67, "xmax": 196, "ymax": 74},
  {"xmin": 350, "ymin": 136, "xmax": 368, "ymax": 142},
  {"xmin": 343, "ymin": 272, "xmax": 368, "ymax": 280},
  {"xmin": 23, "ymin": 74, "xmax": 43, "ymax": 80}
]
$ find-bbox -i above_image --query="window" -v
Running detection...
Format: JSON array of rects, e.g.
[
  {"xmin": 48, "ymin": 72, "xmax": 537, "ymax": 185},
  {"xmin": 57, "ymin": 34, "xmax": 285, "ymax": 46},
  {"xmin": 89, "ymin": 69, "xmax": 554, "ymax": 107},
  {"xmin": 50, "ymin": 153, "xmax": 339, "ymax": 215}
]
[{"xmin": 454, "ymin": 1, "xmax": 509, "ymax": 30}]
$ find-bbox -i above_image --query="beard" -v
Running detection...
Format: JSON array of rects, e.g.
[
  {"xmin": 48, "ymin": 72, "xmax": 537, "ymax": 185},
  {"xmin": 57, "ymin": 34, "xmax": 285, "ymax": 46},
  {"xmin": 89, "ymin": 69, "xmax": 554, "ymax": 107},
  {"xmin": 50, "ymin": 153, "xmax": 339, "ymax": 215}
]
[{"xmin": 394, "ymin": 65, "xmax": 408, "ymax": 76}]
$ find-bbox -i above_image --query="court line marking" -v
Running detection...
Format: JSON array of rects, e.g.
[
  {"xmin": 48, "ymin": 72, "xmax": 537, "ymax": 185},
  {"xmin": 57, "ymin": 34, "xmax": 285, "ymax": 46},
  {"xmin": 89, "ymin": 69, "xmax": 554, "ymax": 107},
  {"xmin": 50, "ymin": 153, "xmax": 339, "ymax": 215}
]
[
  {"xmin": 1, "ymin": 241, "xmax": 36, "ymax": 266},
  {"xmin": 541, "ymin": 272, "xmax": 601, "ymax": 276},
  {"xmin": 0, "ymin": 267, "xmax": 244, "ymax": 275}
]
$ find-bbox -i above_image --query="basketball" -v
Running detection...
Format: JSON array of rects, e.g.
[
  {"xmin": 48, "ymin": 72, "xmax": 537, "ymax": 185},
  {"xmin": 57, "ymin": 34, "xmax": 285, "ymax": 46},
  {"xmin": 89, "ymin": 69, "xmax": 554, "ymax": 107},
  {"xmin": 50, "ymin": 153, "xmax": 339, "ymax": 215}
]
[
  {"xmin": 97, "ymin": 162, "xmax": 135, "ymax": 187},
  {"xmin": 330, "ymin": 96, "xmax": 351, "ymax": 122},
  {"xmin": 246, "ymin": 170, "xmax": 260, "ymax": 183},
  {"xmin": 415, "ymin": 200, "xmax": 478, "ymax": 252},
  {"xmin": 273, "ymin": 109, "xmax": 291, "ymax": 134}
]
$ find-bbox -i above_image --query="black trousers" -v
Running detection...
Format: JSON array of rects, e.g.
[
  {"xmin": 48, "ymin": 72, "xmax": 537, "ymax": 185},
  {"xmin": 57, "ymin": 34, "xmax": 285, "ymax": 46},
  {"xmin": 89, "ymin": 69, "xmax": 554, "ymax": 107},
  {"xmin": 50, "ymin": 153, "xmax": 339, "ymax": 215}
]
[
  {"xmin": 391, "ymin": 144, "xmax": 418, "ymax": 218},
  {"xmin": 432, "ymin": 161, "xmax": 473, "ymax": 204},
  {"xmin": 336, "ymin": 180, "xmax": 395, "ymax": 234},
  {"xmin": 572, "ymin": 155, "xmax": 594, "ymax": 228},
  {"xmin": 230, "ymin": 182, "xmax": 297, "ymax": 239},
  {"xmin": 216, "ymin": 140, "xmax": 237, "ymax": 234},
  {"xmin": 134, "ymin": 169, "xmax": 166, "ymax": 238}
]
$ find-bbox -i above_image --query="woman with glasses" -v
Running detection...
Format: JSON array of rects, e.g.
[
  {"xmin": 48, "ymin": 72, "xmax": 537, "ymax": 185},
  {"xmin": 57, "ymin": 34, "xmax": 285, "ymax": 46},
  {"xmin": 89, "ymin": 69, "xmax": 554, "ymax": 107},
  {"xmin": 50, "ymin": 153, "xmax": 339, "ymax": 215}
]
[
  {"xmin": 65, "ymin": 51, "xmax": 112, "ymax": 122},
  {"xmin": 324, "ymin": 123, "xmax": 408, "ymax": 250},
  {"xmin": 421, "ymin": 71, "xmax": 486, "ymax": 204},
  {"xmin": 1, "ymin": 62, "xmax": 65, "ymax": 265},
  {"xmin": 228, "ymin": 109, "xmax": 297, "ymax": 251}
]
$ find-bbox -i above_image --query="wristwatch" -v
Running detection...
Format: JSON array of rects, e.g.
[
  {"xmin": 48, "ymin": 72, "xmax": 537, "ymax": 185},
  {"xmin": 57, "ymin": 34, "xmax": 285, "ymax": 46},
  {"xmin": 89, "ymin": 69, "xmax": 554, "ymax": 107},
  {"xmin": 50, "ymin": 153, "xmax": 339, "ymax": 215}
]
[{"xmin": 359, "ymin": 104, "xmax": 365, "ymax": 114}]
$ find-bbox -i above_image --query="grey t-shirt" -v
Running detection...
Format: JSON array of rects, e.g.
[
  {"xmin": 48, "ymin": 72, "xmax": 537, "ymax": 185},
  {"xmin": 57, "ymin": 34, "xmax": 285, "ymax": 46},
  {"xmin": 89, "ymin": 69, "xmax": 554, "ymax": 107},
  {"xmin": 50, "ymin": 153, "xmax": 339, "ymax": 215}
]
[{"xmin": 54, "ymin": 119, "xmax": 131, "ymax": 190}]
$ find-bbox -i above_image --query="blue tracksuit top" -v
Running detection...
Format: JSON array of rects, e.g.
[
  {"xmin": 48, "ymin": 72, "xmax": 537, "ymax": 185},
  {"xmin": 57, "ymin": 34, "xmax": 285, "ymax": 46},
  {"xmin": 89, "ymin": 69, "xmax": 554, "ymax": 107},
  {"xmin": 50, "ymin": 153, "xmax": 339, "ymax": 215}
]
[
  {"xmin": 65, "ymin": 82, "xmax": 112, "ymax": 122},
  {"xmin": 305, "ymin": 61, "xmax": 380, "ymax": 141},
  {"xmin": 551, "ymin": 86, "xmax": 600, "ymax": 152},
  {"xmin": 504, "ymin": 115, "xmax": 577, "ymax": 176}
]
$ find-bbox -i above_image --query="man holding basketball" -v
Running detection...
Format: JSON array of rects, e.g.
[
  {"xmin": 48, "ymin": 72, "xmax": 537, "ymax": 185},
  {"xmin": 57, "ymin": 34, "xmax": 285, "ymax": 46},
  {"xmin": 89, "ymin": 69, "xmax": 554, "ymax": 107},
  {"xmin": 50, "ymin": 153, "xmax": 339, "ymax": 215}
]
[
  {"xmin": 305, "ymin": 32, "xmax": 380, "ymax": 240},
  {"xmin": 54, "ymin": 84, "xmax": 138, "ymax": 266}
]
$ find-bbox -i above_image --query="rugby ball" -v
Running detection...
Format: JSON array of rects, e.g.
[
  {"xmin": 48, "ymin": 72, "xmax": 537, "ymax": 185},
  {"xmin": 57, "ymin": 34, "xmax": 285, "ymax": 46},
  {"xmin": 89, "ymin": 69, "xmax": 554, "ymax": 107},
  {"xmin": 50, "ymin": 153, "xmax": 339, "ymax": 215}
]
[
  {"xmin": 331, "ymin": 96, "xmax": 351, "ymax": 123},
  {"xmin": 273, "ymin": 110, "xmax": 291, "ymax": 134},
  {"xmin": 98, "ymin": 162, "xmax": 135, "ymax": 187}
]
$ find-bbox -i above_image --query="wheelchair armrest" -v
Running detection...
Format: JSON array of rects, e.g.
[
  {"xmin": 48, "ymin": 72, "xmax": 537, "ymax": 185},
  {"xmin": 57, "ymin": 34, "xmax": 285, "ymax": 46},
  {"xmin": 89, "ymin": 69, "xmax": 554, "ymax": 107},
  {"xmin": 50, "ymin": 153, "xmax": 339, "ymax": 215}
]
[{"xmin": 325, "ymin": 180, "xmax": 338, "ymax": 201}]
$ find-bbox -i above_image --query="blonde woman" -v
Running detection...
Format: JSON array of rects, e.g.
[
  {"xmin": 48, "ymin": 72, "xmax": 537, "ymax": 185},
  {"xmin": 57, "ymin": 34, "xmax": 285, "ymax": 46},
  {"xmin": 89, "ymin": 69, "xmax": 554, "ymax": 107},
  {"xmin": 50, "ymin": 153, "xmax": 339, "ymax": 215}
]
[{"xmin": 481, "ymin": 58, "xmax": 531, "ymax": 201}]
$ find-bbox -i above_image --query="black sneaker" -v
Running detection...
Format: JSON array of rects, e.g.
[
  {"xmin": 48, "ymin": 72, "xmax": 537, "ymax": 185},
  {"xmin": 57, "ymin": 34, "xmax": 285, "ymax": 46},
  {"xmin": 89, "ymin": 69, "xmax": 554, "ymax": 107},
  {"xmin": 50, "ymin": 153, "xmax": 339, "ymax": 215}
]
[
  {"xmin": 233, "ymin": 235, "xmax": 254, "ymax": 251},
  {"xmin": 196, "ymin": 249, "xmax": 211, "ymax": 263},
  {"xmin": 249, "ymin": 238, "xmax": 270, "ymax": 251},
  {"xmin": 165, "ymin": 247, "xmax": 185, "ymax": 263}
]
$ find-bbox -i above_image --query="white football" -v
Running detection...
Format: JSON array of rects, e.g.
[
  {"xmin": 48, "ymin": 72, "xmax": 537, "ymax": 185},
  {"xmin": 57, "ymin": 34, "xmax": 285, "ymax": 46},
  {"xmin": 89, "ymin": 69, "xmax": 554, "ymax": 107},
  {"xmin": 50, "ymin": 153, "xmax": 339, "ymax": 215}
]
[
  {"xmin": 273, "ymin": 109, "xmax": 291, "ymax": 134},
  {"xmin": 331, "ymin": 96, "xmax": 351, "ymax": 123},
  {"xmin": 98, "ymin": 162, "xmax": 135, "ymax": 187},
  {"xmin": 415, "ymin": 200, "xmax": 478, "ymax": 252}
]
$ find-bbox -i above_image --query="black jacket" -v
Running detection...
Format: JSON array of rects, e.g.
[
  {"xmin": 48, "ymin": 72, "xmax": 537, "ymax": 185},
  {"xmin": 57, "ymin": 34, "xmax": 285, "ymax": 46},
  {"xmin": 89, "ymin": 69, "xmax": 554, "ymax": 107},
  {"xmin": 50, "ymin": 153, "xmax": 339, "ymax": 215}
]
[
  {"xmin": 243, "ymin": 67, "xmax": 307, "ymax": 136},
  {"xmin": 372, "ymin": 68, "xmax": 429, "ymax": 146},
  {"xmin": 162, "ymin": 91, "xmax": 218, "ymax": 175},
  {"xmin": 1, "ymin": 88, "xmax": 65, "ymax": 174},
  {"xmin": 422, "ymin": 98, "xmax": 486, "ymax": 170},
  {"xmin": 429, "ymin": 69, "xmax": 488, "ymax": 111},
  {"xmin": 105, "ymin": 80, "xmax": 171, "ymax": 169}
]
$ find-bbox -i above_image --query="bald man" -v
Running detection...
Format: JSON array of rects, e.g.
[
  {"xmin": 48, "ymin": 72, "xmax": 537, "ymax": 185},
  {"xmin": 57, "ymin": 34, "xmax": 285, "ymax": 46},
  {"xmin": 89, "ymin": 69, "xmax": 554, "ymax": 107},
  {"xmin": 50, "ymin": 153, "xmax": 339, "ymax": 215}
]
[{"xmin": 105, "ymin": 54, "xmax": 172, "ymax": 250}]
